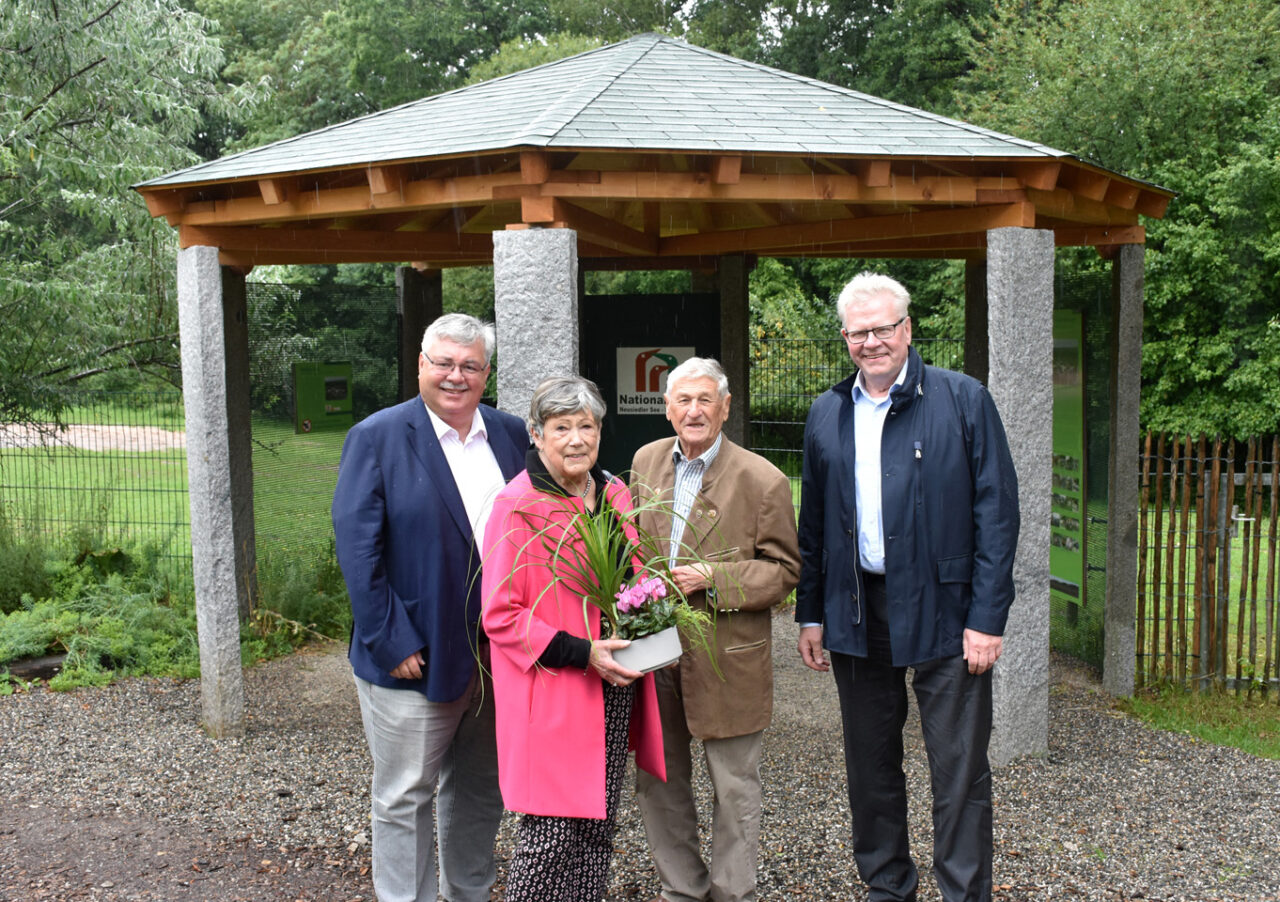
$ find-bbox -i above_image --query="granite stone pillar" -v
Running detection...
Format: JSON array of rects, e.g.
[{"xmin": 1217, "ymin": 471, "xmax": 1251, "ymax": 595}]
[
  {"xmin": 1103, "ymin": 244, "xmax": 1144, "ymax": 697},
  {"xmin": 492, "ymin": 229, "xmax": 579, "ymax": 419},
  {"xmin": 985, "ymin": 227, "xmax": 1053, "ymax": 765},
  {"xmin": 177, "ymin": 246, "xmax": 255, "ymax": 738},
  {"xmin": 397, "ymin": 267, "xmax": 443, "ymax": 401},
  {"xmin": 718, "ymin": 255, "xmax": 751, "ymax": 446}
]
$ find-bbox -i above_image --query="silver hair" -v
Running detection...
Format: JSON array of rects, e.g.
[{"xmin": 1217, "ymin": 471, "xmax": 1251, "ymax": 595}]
[
  {"xmin": 528, "ymin": 375, "xmax": 607, "ymax": 437},
  {"xmin": 421, "ymin": 313, "xmax": 496, "ymax": 363},
  {"xmin": 664, "ymin": 356, "xmax": 730, "ymax": 399},
  {"xmin": 836, "ymin": 272, "xmax": 911, "ymax": 324}
]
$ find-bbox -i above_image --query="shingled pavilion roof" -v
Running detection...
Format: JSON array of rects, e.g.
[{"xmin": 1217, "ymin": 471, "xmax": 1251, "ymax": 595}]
[{"xmin": 135, "ymin": 33, "xmax": 1172, "ymax": 268}]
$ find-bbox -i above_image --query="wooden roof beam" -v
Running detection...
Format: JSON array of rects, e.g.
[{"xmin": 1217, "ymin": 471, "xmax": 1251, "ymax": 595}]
[
  {"xmin": 519, "ymin": 197, "xmax": 659, "ymax": 256},
  {"xmin": 661, "ymin": 202, "xmax": 1035, "ymax": 256},
  {"xmin": 141, "ymin": 189, "xmax": 187, "ymax": 223},
  {"xmin": 520, "ymin": 151, "xmax": 551, "ymax": 184},
  {"xmin": 1012, "ymin": 161, "xmax": 1062, "ymax": 191},
  {"xmin": 1026, "ymin": 188, "xmax": 1140, "ymax": 226},
  {"xmin": 710, "ymin": 155, "xmax": 742, "ymax": 184},
  {"xmin": 1103, "ymin": 181, "xmax": 1141, "ymax": 210},
  {"xmin": 1067, "ymin": 168, "xmax": 1111, "ymax": 202},
  {"xmin": 258, "ymin": 178, "xmax": 295, "ymax": 206},
  {"xmin": 180, "ymin": 224, "xmax": 491, "ymax": 257},
  {"xmin": 855, "ymin": 160, "xmax": 892, "ymax": 187},
  {"xmin": 545, "ymin": 171, "xmax": 977, "ymax": 204},
  {"xmin": 1134, "ymin": 190, "xmax": 1172, "ymax": 219}
]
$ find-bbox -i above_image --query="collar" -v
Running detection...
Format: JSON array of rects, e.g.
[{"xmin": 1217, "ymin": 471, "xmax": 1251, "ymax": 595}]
[
  {"xmin": 425, "ymin": 402, "xmax": 486, "ymax": 443},
  {"xmin": 852, "ymin": 357, "xmax": 910, "ymax": 403},
  {"xmin": 525, "ymin": 447, "xmax": 608, "ymax": 499},
  {"xmin": 672, "ymin": 431, "xmax": 724, "ymax": 469}
]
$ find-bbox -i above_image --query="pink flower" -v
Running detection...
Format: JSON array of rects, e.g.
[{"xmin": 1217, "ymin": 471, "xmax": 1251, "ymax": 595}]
[{"xmin": 614, "ymin": 576, "xmax": 667, "ymax": 612}]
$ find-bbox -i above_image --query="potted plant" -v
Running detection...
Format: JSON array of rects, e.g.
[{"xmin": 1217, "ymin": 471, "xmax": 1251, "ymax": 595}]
[{"xmin": 498, "ymin": 491, "xmax": 718, "ymax": 674}]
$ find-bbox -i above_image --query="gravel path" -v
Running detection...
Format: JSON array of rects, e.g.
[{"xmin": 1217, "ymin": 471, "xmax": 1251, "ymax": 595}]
[{"xmin": 2, "ymin": 614, "xmax": 1278, "ymax": 901}]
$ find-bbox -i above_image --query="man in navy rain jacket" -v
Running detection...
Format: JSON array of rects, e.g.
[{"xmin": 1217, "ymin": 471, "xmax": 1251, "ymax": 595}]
[{"xmin": 796, "ymin": 272, "xmax": 1019, "ymax": 902}]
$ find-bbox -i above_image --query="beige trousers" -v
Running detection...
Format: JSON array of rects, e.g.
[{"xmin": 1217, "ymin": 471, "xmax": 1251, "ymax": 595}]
[{"xmin": 635, "ymin": 667, "xmax": 765, "ymax": 902}]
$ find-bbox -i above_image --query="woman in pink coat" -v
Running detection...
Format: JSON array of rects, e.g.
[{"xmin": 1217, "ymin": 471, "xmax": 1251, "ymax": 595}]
[{"xmin": 481, "ymin": 375, "xmax": 665, "ymax": 901}]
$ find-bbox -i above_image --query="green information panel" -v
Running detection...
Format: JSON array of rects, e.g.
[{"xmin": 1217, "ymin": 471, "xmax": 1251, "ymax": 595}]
[
  {"xmin": 293, "ymin": 361, "xmax": 354, "ymax": 434},
  {"xmin": 1051, "ymin": 311, "xmax": 1086, "ymax": 607}
]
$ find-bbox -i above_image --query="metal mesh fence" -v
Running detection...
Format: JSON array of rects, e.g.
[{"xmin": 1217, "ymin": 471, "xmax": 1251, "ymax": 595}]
[
  {"xmin": 246, "ymin": 282, "xmax": 400, "ymax": 571},
  {"xmin": 748, "ymin": 335, "xmax": 964, "ymax": 485},
  {"xmin": 0, "ymin": 391, "xmax": 191, "ymax": 561}
]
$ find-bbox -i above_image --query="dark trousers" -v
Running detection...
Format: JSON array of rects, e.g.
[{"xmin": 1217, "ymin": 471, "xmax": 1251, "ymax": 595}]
[{"xmin": 830, "ymin": 578, "xmax": 994, "ymax": 902}]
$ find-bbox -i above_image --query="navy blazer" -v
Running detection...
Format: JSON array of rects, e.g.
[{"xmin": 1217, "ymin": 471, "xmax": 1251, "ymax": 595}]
[{"xmin": 332, "ymin": 397, "xmax": 528, "ymax": 701}]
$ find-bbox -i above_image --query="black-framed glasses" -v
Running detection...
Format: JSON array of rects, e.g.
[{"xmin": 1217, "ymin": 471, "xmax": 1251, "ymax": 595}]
[
  {"xmin": 423, "ymin": 353, "xmax": 488, "ymax": 377},
  {"xmin": 841, "ymin": 316, "xmax": 907, "ymax": 345}
]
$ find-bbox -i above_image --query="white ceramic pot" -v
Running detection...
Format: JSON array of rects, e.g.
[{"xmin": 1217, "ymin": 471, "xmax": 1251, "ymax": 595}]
[{"xmin": 612, "ymin": 625, "xmax": 682, "ymax": 674}]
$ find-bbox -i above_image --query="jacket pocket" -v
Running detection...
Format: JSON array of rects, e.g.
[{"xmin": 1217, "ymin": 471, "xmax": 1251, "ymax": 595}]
[
  {"xmin": 936, "ymin": 553, "xmax": 973, "ymax": 584},
  {"xmin": 724, "ymin": 638, "xmax": 768, "ymax": 654}
]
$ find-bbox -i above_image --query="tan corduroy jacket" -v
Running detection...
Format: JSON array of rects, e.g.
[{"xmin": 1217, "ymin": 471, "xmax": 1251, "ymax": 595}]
[{"xmin": 630, "ymin": 437, "xmax": 801, "ymax": 740}]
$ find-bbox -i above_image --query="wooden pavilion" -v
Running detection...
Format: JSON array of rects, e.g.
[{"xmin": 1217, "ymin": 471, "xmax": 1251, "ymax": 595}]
[{"xmin": 136, "ymin": 34, "xmax": 1171, "ymax": 749}]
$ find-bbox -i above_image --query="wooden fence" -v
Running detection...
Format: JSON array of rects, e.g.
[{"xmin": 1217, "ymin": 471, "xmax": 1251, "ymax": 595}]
[{"xmin": 1138, "ymin": 434, "xmax": 1279, "ymax": 696}]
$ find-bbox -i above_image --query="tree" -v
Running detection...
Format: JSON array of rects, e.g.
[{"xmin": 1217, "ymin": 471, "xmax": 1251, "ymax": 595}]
[
  {"xmin": 959, "ymin": 0, "xmax": 1280, "ymax": 436},
  {"xmin": 0, "ymin": 0, "xmax": 256, "ymax": 427}
]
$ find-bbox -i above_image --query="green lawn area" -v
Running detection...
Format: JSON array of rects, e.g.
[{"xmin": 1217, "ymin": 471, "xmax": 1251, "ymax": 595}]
[{"xmin": 0, "ymin": 413, "xmax": 347, "ymax": 569}]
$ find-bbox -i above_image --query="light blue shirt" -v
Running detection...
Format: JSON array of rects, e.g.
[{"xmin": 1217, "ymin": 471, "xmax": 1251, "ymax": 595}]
[
  {"xmin": 851, "ymin": 362, "xmax": 910, "ymax": 574},
  {"xmin": 668, "ymin": 432, "xmax": 723, "ymax": 568}
]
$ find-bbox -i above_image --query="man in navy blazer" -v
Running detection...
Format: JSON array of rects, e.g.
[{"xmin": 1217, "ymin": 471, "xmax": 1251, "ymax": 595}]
[{"xmin": 333, "ymin": 313, "xmax": 527, "ymax": 902}]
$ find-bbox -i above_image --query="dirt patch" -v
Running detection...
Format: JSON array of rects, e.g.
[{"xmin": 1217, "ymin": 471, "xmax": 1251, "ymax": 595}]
[{"xmin": 0, "ymin": 423, "xmax": 186, "ymax": 453}]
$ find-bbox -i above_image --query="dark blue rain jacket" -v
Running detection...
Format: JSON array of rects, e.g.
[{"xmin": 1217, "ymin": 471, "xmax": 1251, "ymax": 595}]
[{"xmin": 795, "ymin": 347, "xmax": 1020, "ymax": 666}]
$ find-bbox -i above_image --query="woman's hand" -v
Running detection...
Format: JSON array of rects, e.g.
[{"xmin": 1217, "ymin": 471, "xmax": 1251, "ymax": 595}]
[{"xmin": 589, "ymin": 638, "xmax": 644, "ymax": 686}]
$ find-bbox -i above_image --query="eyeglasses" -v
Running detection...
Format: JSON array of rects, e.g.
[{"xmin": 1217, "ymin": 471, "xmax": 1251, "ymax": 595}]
[
  {"xmin": 423, "ymin": 353, "xmax": 487, "ymax": 377},
  {"xmin": 841, "ymin": 316, "xmax": 907, "ymax": 345}
]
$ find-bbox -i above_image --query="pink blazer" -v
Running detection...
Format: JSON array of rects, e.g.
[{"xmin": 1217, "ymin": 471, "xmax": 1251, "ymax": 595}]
[{"xmin": 481, "ymin": 469, "xmax": 665, "ymax": 818}]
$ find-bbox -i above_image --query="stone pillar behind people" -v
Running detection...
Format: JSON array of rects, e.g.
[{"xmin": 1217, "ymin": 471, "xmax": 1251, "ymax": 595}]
[
  {"xmin": 985, "ymin": 227, "xmax": 1053, "ymax": 764},
  {"xmin": 177, "ymin": 245, "xmax": 256, "ymax": 738},
  {"xmin": 492, "ymin": 229, "xmax": 579, "ymax": 418},
  {"xmin": 1104, "ymin": 244, "xmax": 1144, "ymax": 697}
]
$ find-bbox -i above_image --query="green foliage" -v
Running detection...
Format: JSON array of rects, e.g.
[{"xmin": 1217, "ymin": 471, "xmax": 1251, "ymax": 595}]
[
  {"xmin": 959, "ymin": 0, "xmax": 1280, "ymax": 436},
  {"xmin": 0, "ymin": 505, "xmax": 53, "ymax": 614},
  {"xmin": 0, "ymin": 520, "xmax": 350, "ymax": 690},
  {"xmin": 255, "ymin": 541, "xmax": 353, "ymax": 641},
  {"xmin": 1120, "ymin": 685, "xmax": 1280, "ymax": 760},
  {"xmin": 0, "ymin": 0, "xmax": 260, "ymax": 428},
  {"xmin": 467, "ymin": 33, "xmax": 606, "ymax": 84}
]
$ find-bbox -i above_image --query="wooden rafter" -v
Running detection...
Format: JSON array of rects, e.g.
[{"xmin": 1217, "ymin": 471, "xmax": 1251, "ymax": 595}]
[{"xmin": 136, "ymin": 145, "xmax": 1170, "ymax": 263}]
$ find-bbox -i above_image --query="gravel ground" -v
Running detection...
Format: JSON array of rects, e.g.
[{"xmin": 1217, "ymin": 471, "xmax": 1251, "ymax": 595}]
[{"xmin": 2, "ymin": 613, "xmax": 1278, "ymax": 902}]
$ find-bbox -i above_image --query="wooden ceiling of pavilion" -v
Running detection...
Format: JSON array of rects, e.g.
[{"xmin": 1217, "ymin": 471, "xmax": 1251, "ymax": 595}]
[{"xmin": 138, "ymin": 146, "xmax": 1171, "ymax": 272}]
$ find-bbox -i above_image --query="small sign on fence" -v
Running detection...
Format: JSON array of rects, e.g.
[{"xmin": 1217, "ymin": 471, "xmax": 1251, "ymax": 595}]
[{"xmin": 293, "ymin": 361, "xmax": 354, "ymax": 434}]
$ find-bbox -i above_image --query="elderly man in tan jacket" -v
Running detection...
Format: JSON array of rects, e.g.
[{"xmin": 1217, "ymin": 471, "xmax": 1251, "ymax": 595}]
[{"xmin": 630, "ymin": 357, "xmax": 801, "ymax": 902}]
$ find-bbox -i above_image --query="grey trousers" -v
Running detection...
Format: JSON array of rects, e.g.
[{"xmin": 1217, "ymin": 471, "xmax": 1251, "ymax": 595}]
[
  {"xmin": 635, "ymin": 666, "xmax": 765, "ymax": 902},
  {"xmin": 354, "ymin": 668, "xmax": 502, "ymax": 902}
]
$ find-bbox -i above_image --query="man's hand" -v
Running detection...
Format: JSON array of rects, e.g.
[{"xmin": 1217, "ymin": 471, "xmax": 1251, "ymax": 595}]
[
  {"xmin": 669, "ymin": 564, "xmax": 713, "ymax": 595},
  {"xmin": 389, "ymin": 651, "xmax": 425, "ymax": 680},
  {"xmin": 798, "ymin": 625, "xmax": 829, "ymax": 672},
  {"xmin": 962, "ymin": 629, "xmax": 1002, "ymax": 674}
]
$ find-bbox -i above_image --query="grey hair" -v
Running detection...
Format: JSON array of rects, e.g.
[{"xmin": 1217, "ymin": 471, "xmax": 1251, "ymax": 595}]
[
  {"xmin": 528, "ymin": 375, "xmax": 607, "ymax": 437},
  {"xmin": 836, "ymin": 272, "xmax": 911, "ymax": 324},
  {"xmin": 664, "ymin": 356, "xmax": 730, "ymax": 399},
  {"xmin": 421, "ymin": 313, "xmax": 496, "ymax": 363}
]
